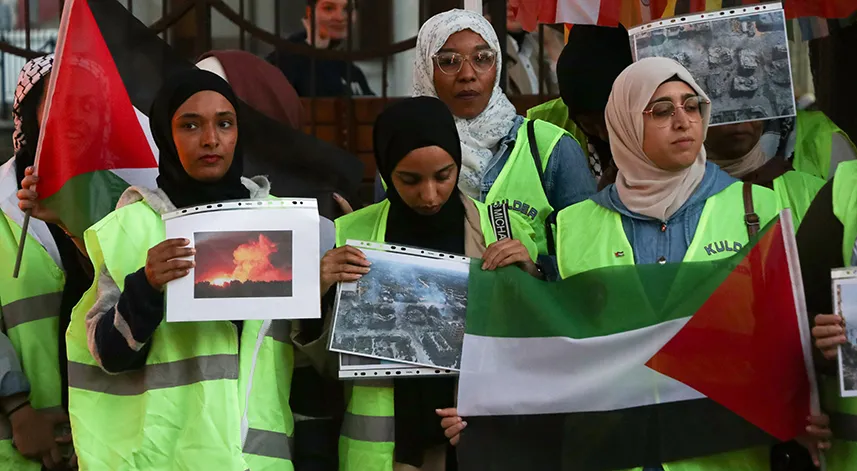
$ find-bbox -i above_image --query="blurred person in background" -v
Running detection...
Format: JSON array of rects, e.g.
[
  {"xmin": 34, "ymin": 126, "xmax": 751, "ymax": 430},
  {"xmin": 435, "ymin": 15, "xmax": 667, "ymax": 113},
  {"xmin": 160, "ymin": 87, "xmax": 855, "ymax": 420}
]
[
  {"xmin": 528, "ymin": 25, "xmax": 633, "ymax": 189},
  {"xmin": 705, "ymin": 119, "xmax": 825, "ymax": 230},
  {"xmin": 483, "ymin": 0, "xmax": 562, "ymax": 96},
  {"xmin": 267, "ymin": 0, "xmax": 374, "ymax": 97},
  {"xmin": 798, "ymin": 158, "xmax": 857, "ymax": 471},
  {"xmin": 3, "ymin": 54, "xmax": 89, "ymax": 471}
]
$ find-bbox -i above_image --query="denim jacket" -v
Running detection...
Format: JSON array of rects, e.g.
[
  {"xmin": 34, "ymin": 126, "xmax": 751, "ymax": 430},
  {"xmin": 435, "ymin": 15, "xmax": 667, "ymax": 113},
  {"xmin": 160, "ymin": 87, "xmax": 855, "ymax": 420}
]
[
  {"xmin": 476, "ymin": 115, "xmax": 596, "ymax": 209},
  {"xmin": 590, "ymin": 162, "xmax": 737, "ymax": 266}
]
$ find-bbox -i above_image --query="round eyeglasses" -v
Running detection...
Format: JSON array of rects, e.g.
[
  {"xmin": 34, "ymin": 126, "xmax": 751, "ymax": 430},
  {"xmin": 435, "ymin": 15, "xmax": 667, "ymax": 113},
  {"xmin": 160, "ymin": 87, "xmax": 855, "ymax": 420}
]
[
  {"xmin": 642, "ymin": 96, "xmax": 710, "ymax": 128},
  {"xmin": 432, "ymin": 50, "xmax": 497, "ymax": 75}
]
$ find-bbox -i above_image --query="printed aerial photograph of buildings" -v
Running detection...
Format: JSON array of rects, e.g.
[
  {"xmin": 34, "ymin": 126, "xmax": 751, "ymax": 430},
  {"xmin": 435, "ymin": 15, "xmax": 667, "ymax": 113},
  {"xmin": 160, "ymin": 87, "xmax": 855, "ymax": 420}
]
[
  {"xmin": 330, "ymin": 249, "xmax": 469, "ymax": 370},
  {"xmin": 836, "ymin": 281, "xmax": 857, "ymax": 395},
  {"xmin": 633, "ymin": 10, "xmax": 795, "ymax": 125}
]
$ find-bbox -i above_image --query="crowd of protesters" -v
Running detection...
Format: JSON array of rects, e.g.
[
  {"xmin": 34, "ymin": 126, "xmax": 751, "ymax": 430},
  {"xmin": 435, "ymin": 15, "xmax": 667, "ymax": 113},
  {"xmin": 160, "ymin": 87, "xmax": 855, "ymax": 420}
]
[{"xmin": 1, "ymin": 5, "xmax": 856, "ymax": 471}]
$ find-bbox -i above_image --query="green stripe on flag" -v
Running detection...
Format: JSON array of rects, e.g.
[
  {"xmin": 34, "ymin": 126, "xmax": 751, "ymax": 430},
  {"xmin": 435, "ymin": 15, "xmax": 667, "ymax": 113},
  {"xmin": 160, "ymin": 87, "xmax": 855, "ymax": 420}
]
[
  {"xmin": 465, "ymin": 220, "xmax": 778, "ymax": 339},
  {"xmin": 42, "ymin": 170, "xmax": 130, "ymax": 237}
]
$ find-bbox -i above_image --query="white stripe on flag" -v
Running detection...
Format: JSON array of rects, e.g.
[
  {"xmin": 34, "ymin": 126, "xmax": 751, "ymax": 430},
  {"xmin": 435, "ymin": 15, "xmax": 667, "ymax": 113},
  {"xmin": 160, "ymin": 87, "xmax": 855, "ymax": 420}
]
[
  {"xmin": 110, "ymin": 167, "xmax": 158, "ymax": 189},
  {"xmin": 457, "ymin": 316, "xmax": 705, "ymax": 417},
  {"xmin": 105, "ymin": 106, "xmax": 159, "ymax": 190},
  {"xmin": 556, "ymin": 0, "xmax": 602, "ymax": 25},
  {"xmin": 134, "ymin": 106, "xmax": 159, "ymax": 163}
]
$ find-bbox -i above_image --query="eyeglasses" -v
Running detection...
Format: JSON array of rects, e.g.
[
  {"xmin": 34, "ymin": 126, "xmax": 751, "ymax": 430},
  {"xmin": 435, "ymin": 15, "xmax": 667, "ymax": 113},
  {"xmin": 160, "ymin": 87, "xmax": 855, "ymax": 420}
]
[
  {"xmin": 642, "ymin": 96, "xmax": 710, "ymax": 128},
  {"xmin": 432, "ymin": 50, "xmax": 497, "ymax": 75}
]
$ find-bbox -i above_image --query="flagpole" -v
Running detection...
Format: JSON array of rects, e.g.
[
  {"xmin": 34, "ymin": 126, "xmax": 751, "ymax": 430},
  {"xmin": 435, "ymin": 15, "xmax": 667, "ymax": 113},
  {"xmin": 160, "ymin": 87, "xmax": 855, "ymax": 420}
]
[
  {"xmin": 781, "ymin": 208, "xmax": 826, "ymax": 470},
  {"xmin": 11, "ymin": 210, "xmax": 31, "ymax": 278}
]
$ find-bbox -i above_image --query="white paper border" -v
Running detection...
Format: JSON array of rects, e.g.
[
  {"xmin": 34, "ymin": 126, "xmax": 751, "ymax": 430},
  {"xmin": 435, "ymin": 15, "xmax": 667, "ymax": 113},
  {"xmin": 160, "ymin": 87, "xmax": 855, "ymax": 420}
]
[
  {"xmin": 337, "ymin": 353, "xmax": 458, "ymax": 380},
  {"xmin": 627, "ymin": 2, "xmax": 784, "ymax": 37},
  {"xmin": 164, "ymin": 199, "xmax": 320, "ymax": 322},
  {"xmin": 628, "ymin": 2, "xmax": 795, "ymax": 127}
]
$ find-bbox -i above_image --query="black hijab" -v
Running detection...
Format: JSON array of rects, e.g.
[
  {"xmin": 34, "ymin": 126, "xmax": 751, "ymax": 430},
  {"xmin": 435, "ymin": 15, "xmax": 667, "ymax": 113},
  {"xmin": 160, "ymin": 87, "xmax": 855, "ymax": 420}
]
[
  {"xmin": 151, "ymin": 69, "xmax": 249, "ymax": 208},
  {"xmin": 374, "ymin": 96, "xmax": 465, "ymax": 254},
  {"xmin": 557, "ymin": 25, "xmax": 632, "ymax": 119},
  {"xmin": 558, "ymin": 25, "xmax": 632, "ymax": 186},
  {"xmin": 374, "ymin": 97, "xmax": 464, "ymax": 468}
]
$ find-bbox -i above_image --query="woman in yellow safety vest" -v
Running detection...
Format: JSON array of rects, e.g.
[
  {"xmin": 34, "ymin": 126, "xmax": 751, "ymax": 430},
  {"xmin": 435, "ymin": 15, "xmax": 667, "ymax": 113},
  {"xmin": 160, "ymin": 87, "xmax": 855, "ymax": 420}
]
[
  {"xmin": 1, "ymin": 54, "xmax": 91, "ymax": 471},
  {"xmin": 705, "ymin": 120, "xmax": 826, "ymax": 230},
  {"xmin": 406, "ymin": 9, "xmax": 595, "ymax": 265},
  {"xmin": 324, "ymin": 96, "xmax": 539, "ymax": 470},
  {"xmin": 63, "ymin": 69, "xmax": 295, "ymax": 470},
  {"xmin": 442, "ymin": 57, "xmax": 832, "ymax": 471},
  {"xmin": 798, "ymin": 160, "xmax": 857, "ymax": 471}
]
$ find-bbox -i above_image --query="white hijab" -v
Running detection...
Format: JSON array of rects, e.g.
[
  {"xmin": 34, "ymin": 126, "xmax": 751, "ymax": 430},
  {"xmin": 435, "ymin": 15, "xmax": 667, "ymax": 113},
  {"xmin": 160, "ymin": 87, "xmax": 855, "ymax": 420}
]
[
  {"xmin": 606, "ymin": 57, "xmax": 710, "ymax": 222},
  {"xmin": 413, "ymin": 9, "xmax": 518, "ymax": 199}
]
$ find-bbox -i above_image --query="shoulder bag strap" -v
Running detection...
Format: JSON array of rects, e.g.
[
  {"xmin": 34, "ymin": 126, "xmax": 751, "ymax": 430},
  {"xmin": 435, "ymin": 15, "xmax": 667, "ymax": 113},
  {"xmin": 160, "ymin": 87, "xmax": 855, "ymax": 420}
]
[
  {"xmin": 527, "ymin": 120, "xmax": 556, "ymax": 255},
  {"xmin": 742, "ymin": 182, "xmax": 761, "ymax": 238},
  {"xmin": 527, "ymin": 119, "xmax": 548, "ymax": 193}
]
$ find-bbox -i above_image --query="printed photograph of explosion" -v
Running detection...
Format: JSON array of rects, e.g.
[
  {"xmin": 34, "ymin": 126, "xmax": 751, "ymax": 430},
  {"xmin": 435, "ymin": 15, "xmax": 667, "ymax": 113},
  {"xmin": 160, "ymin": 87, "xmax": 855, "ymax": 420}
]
[{"xmin": 193, "ymin": 231, "xmax": 293, "ymax": 299}]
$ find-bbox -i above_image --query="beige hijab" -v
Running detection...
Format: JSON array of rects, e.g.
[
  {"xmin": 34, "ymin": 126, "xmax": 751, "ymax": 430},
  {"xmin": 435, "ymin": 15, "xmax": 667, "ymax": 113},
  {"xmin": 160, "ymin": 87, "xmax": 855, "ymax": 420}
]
[{"xmin": 606, "ymin": 57, "xmax": 711, "ymax": 221}]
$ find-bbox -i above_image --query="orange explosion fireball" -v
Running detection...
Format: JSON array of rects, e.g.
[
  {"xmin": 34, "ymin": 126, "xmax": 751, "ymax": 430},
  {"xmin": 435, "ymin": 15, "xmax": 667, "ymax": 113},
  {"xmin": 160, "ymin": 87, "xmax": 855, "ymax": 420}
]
[{"xmin": 200, "ymin": 234, "xmax": 291, "ymax": 286}]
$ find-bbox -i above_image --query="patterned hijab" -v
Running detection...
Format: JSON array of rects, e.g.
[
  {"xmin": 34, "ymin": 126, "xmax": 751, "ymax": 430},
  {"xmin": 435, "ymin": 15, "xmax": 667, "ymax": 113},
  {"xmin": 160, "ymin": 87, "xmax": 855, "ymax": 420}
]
[
  {"xmin": 413, "ymin": 9, "xmax": 517, "ymax": 199},
  {"xmin": 12, "ymin": 54, "xmax": 53, "ymax": 188}
]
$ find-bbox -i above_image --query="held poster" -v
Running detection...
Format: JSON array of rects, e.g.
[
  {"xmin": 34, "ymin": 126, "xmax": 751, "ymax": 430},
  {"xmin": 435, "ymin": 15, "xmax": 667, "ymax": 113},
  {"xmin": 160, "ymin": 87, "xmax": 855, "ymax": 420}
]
[
  {"xmin": 833, "ymin": 268, "xmax": 857, "ymax": 398},
  {"xmin": 330, "ymin": 241, "xmax": 470, "ymax": 371},
  {"xmin": 629, "ymin": 2, "xmax": 796, "ymax": 126},
  {"xmin": 163, "ymin": 199, "xmax": 320, "ymax": 322}
]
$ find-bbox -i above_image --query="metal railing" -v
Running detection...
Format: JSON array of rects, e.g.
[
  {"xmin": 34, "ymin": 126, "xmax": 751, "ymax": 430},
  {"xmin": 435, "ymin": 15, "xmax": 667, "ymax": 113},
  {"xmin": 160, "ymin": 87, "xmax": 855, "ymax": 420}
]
[
  {"xmin": 0, "ymin": 0, "xmax": 558, "ymax": 193},
  {"xmin": 0, "ymin": 0, "xmax": 558, "ymax": 101}
]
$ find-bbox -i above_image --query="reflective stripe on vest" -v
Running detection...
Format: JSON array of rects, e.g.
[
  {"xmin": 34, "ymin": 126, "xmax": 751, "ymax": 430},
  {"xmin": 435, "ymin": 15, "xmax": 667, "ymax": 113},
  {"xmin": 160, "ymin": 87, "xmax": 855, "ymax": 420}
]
[
  {"xmin": 827, "ymin": 160, "xmax": 857, "ymax": 471},
  {"xmin": 794, "ymin": 110, "xmax": 857, "ymax": 180},
  {"xmin": 555, "ymin": 182, "xmax": 779, "ymax": 471},
  {"xmin": 771, "ymin": 171, "xmax": 824, "ymax": 231},
  {"xmin": 68, "ymin": 200, "xmax": 293, "ymax": 470},
  {"xmin": 0, "ymin": 210, "xmax": 64, "ymax": 471},
  {"xmin": 2, "ymin": 291, "xmax": 62, "ymax": 330},
  {"xmin": 67, "ymin": 354, "xmax": 240, "ymax": 394},
  {"xmin": 485, "ymin": 119, "xmax": 566, "ymax": 255},
  {"xmin": 341, "ymin": 411, "xmax": 396, "ymax": 443},
  {"xmin": 244, "ymin": 428, "xmax": 295, "ymax": 460},
  {"xmin": 333, "ymin": 198, "xmax": 534, "ymax": 470}
]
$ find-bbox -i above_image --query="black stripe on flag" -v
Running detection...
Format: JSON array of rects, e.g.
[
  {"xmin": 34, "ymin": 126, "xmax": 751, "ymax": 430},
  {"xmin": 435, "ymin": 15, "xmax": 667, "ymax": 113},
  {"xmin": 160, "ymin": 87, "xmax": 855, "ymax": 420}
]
[
  {"xmin": 85, "ymin": 0, "xmax": 364, "ymax": 219},
  {"xmin": 457, "ymin": 398, "xmax": 777, "ymax": 471}
]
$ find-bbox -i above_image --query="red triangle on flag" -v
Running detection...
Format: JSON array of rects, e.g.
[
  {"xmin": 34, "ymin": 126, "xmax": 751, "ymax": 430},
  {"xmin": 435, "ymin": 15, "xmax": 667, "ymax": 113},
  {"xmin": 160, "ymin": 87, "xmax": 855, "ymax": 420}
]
[
  {"xmin": 646, "ymin": 219, "xmax": 811, "ymax": 442},
  {"xmin": 36, "ymin": 0, "xmax": 156, "ymax": 200}
]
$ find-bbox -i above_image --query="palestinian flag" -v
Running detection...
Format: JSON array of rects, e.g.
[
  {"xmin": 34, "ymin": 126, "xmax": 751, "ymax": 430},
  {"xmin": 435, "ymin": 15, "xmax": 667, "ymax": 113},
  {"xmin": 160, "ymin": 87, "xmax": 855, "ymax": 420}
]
[
  {"xmin": 34, "ymin": 0, "xmax": 362, "ymax": 238},
  {"xmin": 34, "ymin": 0, "xmax": 158, "ymax": 237},
  {"xmin": 456, "ymin": 213, "xmax": 819, "ymax": 470}
]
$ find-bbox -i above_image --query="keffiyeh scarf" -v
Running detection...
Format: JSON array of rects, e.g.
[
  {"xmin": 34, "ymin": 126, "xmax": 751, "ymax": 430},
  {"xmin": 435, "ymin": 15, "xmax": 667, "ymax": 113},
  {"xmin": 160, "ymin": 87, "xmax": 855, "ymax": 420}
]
[{"xmin": 13, "ymin": 54, "xmax": 53, "ymax": 154}]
